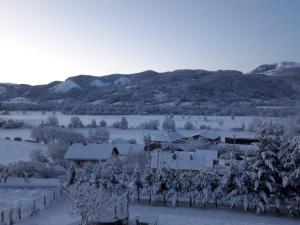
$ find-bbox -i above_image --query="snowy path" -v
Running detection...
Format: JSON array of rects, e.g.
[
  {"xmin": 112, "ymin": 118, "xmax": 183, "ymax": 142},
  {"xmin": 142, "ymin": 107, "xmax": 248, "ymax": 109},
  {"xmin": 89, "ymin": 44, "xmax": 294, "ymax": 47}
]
[
  {"xmin": 130, "ymin": 204, "xmax": 300, "ymax": 225},
  {"xmin": 16, "ymin": 197, "xmax": 79, "ymax": 225}
]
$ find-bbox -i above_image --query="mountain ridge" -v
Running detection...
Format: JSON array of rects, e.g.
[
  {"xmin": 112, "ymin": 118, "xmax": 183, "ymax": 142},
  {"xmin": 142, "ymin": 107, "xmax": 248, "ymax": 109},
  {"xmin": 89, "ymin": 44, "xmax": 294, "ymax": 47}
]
[{"xmin": 0, "ymin": 63, "xmax": 299, "ymax": 115}]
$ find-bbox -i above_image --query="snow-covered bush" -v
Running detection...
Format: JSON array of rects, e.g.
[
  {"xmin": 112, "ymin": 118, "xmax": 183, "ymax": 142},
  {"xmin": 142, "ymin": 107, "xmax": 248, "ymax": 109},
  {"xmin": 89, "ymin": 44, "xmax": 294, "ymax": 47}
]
[
  {"xmin": 68, "ymin": 116, "xmax": 84, "ymax": 128},
  {"xmin": 87, "ymin": 119, "xmax": 97, "ymax": 128},
  {"xmin": 99, "ymin": 120, "xmax": 107, "ymax": 127},
  {"xmin": 217, "ymin": 119, "xmax": 224, "ymax": 127},
  {"xmin": 162, "ymin": 115, "xmax": 176, "ymax": 130},
  {"xmin": 139, "ymin": 119, "xmax": 160, "ymax": 130},
  {"xmin": 31, "ymin": 127, "xmax": 85, "ymax": 144},
  {"xmin": 112, "ymin": 116, "xmax": 128, "ymax": 129},
  {"xmin": 127, "ymin": 138, "xmax": 137, "ymax": 144},
  {"xmin": 87, "ymin": 127, "xmax": 110, "ymax": 143},
  {"xmin": 199, "ymin": 124, "xmax": 211, "ymax": 130},
  {"xmin": 44, "ymin": 116, "xmax": 59, "ymax": 127},
  {"xmin": 2, "ymin": 119, "xmax": 24, "ymax": 129},
  {"xmin": 184, "ymin": 121, "xmax": 194, "ymax": 130}
]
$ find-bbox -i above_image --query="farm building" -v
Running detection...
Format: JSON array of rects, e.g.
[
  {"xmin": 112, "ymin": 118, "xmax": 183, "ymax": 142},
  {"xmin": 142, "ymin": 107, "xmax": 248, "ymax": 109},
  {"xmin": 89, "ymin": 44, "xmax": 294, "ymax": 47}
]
[
  {"xmin": 146, "ymin": 129, "xmax": 187, "ymax": 151},
  {"xmin": 225, "ymin": 137, "xmax": 258, "ymax": 145},
  {"xmin": 150, "ymin": 149, "xmax": 218, "ymax": 172},
  {"xmin": 190, "ymin": 130, "xmax": 221, "ymax": 144},
  {"xmin": 65, "ymin": 143, "xmax": 144, "ymax": 167}
]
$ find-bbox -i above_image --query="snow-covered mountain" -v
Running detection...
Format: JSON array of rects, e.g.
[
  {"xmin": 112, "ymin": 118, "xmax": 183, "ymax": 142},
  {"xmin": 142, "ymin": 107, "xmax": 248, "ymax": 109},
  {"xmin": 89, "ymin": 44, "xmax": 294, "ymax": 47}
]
[
  {"xmin": 251, "ymin": 61, "xmax": 300, "ymax": 76},
  {"xmin": 0, "ymin": 63, "xmax": 300, "ymax": 115}
]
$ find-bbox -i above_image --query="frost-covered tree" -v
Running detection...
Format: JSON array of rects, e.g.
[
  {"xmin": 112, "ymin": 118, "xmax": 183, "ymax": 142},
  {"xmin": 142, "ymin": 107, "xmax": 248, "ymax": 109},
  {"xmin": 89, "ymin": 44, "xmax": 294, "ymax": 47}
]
[
  {"xmin": 251, "ymin": 129, "xmax": 282, "ymax": 214},
  {"xmin": 47, "ymin": 144, "xmax": 68, "ymax": 163},
  {"xmin": 30, "ymin": 149, "xmax": 49, "ymax": 163},
  {"xmin": 191, "ymin": 170, "xmax": 211, "ymax": 207},
  {"xmin": 2, "ymin": 119, "xmax": 24, "ymax": 129},
  {"xmin": 99, "ymin": 120, "xmax": 107, "ymax": 128},
  {"xmin": 162, "ymin": 115, "xmax": 176, "ymax": 130},
  {"xmin": 112, "ymin": 117, "xmax": 128, "ymax": 129},
  {"xmin": 279, "ymin": 136, "xmax": 300, "ymax": 215},
  {"xmin": 222, "ymin": 159, "xmax": 242, "ymax": 208},
  {"xmin": 141, "ymin": 168, "xmax": 155, "ymax": 203},
  {"xmin": 139, "ymin": 119, "xmax": 160, "ymax": 130},
  {"xmin": 44, "ymin": 116, "xmax": 59, "ymax": 127},
  {"xmin": 154, "ymin": 166, "xmax": 172, "ymax": 205},
  {"xmin": 87, "ymin": 119, "xmax": 97, "ymax": 128},
  {"xmin": 68, "ymin": 116, "xmax": 84, "ymax": 128},
  {"xmin": 184, "ymin": 121, "xmax": 194, "ymax": 130},
  {"xmin": 87, "ymin": 127, "xmax": 110, "ymax": 143}
]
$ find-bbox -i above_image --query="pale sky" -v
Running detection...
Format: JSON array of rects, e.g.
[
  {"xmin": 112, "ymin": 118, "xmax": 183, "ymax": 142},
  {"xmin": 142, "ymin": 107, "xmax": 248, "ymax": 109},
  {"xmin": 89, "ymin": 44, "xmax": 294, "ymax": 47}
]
[{"xmin": 0, "ymin": 0, "xmax": 299, "ymax": 85}]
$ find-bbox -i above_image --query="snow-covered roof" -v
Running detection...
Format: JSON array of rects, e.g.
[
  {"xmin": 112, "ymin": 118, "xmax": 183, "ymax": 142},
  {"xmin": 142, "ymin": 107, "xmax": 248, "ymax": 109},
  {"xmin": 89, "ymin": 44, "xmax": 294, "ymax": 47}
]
[
  {"xmin": 193, "ymin": 130, "xmax": 220, "ymax": 141},
  {"xmin": 65, "ymin": 143, "xmax": 144, "ymax": 160},
  {"xmin": 152, "ymin": 130, "xmax": 186, "ymax": 143},
  {"xmin": 150, "ymin": 149, "xmax": 217, "ymax": 170}
]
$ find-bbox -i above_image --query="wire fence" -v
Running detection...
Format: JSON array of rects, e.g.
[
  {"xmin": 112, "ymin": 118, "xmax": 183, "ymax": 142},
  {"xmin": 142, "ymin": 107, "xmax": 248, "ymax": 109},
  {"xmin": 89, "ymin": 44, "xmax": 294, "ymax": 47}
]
[{"xmin": 0, "ymin": 186, "xmax": 62, "ymax": 225}]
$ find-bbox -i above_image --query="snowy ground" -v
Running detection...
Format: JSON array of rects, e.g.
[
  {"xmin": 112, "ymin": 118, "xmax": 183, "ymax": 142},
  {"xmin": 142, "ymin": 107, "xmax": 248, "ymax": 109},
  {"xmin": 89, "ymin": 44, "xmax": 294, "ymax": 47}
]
[
  {"xmin": 0, "ymin": 188, "xmax": 52, "ymax": 210},
  {"xmin": 0, "ymin": 139, "xmax": 48, "ymax": 165},
  {"xmin": 15, "ymin": 198, "xmax": 300, "ymax": 225},
  {"xmin": 0, "ymin": 178, "xmax": 61, "ymax": 210}
]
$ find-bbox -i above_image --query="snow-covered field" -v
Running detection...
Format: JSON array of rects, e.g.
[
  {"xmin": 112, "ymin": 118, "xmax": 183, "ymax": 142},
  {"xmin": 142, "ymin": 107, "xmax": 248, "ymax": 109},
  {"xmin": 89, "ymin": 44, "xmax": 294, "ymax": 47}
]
[
  {"xmin": 0, "ymin": 188, "xmax": 52, "ymax": 210},
  {"xmin": 0, "ymin": 111, "xmax": 279, "ymax": 129},
  {"xmin": 0, "ymin": 139, "xmax": 48, "ymax": 165},
  {"xmin": 16, "ymin": 199, "xmax": 300, "ymax": 225}
]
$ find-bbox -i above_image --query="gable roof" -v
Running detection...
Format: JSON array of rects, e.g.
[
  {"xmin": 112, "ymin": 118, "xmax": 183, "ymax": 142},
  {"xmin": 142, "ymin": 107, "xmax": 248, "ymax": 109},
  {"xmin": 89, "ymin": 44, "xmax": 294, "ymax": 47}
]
[
  {"xmin": 193, "ymin": 130, "xmax": 220, "ymax": 141},
  {"xmin": 65, "ymin": 143, "xmax": 144, "ymax": 160},
  {"xmin": 150, "ymin": 149, "xmax": 217, "ymax": 171},
  {"xmin": 152, "ymin": 129, "xmax": 186, "ymax": 143}
]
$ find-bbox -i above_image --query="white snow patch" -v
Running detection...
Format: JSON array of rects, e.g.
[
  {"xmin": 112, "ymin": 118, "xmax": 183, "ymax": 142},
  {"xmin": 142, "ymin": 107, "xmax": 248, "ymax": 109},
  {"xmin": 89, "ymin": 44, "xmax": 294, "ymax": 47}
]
[
  {"xmin": 4, "ymin": 97, "xmax": 36, "ymax": 104},
  {"xmin": 90, "ymin": 79, "xmax": 109, "ymax": 87},
  {"xmin": 114, "ymin": 77, "xmax": 131, "ymax": 85},
  {"xmin": 154, "ymin": 91, "xmax": 167, "ymax": 102},
  {"xmin": 49, "ymin": 80, "xmax": 80, "ymax": 93}
]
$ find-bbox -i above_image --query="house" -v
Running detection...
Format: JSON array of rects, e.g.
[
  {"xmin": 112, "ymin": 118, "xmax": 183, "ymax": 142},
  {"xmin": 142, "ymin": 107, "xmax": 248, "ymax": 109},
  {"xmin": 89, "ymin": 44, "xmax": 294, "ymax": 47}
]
[
  {"xmin": 150, "ymin": 149, "xmax": 218, "ymax": 172},
  {"xmin": 65, "ymin": 143, "xmax": 144, "ymax": 167},
  {"xmin": 190, "ymin": 130, "xmax": 221, "ymax": 144}
]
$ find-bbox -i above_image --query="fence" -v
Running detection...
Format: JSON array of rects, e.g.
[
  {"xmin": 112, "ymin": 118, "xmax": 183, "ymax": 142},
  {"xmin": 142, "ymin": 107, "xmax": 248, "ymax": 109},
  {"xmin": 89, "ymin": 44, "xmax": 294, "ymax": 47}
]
[{"xmin": 0, "ymin": 186, "xmax": 62, "ymax": 225}]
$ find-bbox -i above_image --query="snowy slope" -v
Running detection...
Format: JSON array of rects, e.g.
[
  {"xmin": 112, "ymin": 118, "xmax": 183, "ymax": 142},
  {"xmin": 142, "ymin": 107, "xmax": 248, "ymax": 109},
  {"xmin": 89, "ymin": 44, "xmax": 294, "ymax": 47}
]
[
  {"xmin": 49, "ymin": 80, "xmax": 80, "ymax": 93},
  {"xmin": 90, "ymin": 79, "xmax": 109, "ymax": 87},
  {"xmin": 251, "ymin": 61, "xmax": 300, "ymax": 76},
  {"xmin": 114, "ymin": 77, "xmax": 131, "ymax": 85},
  {"xmin": 4, "ymin": 97, "xmax": 36, "ymax": 104}
]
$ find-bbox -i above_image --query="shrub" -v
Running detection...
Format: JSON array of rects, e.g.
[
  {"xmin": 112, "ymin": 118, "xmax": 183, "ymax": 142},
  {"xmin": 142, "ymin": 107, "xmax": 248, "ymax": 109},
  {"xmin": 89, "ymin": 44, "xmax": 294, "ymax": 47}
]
[
  {"xmin": 68, "ymin": 116, "xmax": 84, "ymax": 128},
  {"xmin": 184, "ymin": 121, "xmax": 194, "ymax": 130},
  {"xmin": 87, "ymin": 127, "xmax": 110, "ymax": 143},
  {"xmin": 99, "ymin": 120, "xmax": 107, "ymax": 127},
  {"xmin": 112, "ymin": 117, "xmax": 128, "ymax": 129},
  {"xmin": 139, "ymin": 119, "xmax": 160, "ymax": 130},
  {"xmin": 162, "ymin": 115, "xmax": 176, "ymax": 130}
]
